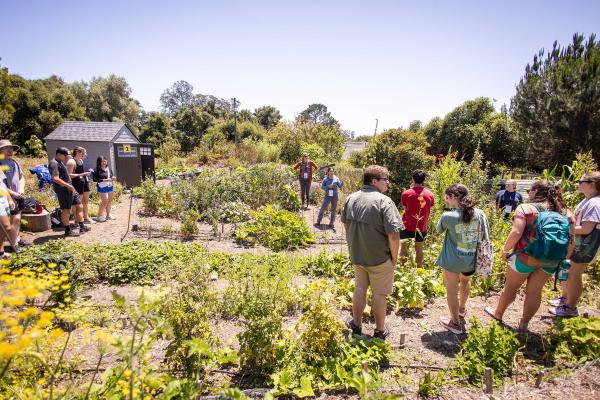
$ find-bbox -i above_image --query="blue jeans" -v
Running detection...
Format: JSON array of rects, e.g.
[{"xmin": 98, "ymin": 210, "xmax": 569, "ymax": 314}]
[
  {"xmin": 317, "ymin": 195, "xmax": 338, "ymax": 225},
  {"xmin": 299, "ymin": 178, "xmax": 311, "ymax": 205}
]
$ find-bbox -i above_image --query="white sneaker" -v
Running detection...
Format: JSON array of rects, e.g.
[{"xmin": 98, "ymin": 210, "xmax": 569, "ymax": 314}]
[
  {"xmin": 106, "ymin": 215, "xmax": 116, "ymax": 221},
  {"xmin": 96, "ymin": 216, "xmax": 106, "ymax": 222}
]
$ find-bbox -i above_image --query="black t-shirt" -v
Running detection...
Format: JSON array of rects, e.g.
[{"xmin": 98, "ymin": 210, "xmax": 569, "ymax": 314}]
[
  {"xmin": 73, "ymin": 159, "xmax": 87, "ymax": 185},
  {"xmin": 49, "ymin": 158, "xmax": 71, "ymax": 190}
]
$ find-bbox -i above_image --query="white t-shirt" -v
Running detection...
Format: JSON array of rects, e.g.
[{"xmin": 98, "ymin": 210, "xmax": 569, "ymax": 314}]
[
  {"xmin": 0, "ymin": 171, "xmax": 10, "ymax": 209},
  {"xmin": 575, "ymin": 196, "xmax": 600, "ymax": 225}
]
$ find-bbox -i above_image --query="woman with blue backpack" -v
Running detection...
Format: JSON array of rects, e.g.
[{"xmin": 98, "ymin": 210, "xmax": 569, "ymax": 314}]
[
  {"xmin": 486, "ymin": 180, "xmax": 572, "ymax": 332},
  {"xmin": 549, "ymin": 171, "xmax": 600, "ymax": 317}
]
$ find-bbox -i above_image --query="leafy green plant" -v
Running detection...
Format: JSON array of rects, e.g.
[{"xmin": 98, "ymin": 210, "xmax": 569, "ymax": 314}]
[
  {"xmin": 179, "ymin": 209, "xmax": 200, "ymax": 239},
  {"xmin": 136, "ymin": 178, "xmax": 173, "ymax": 215},
  {"xmin": 218, "ymin": 201, "xmax": 251, "ymax": 223},
  {"xmin": 157, "ymin": 263, "xmax": 219, "ymax": 378},
  {"xmin": 301, "ymin": 250, "xmax": 352, "ymax": 278},
  {"xmin": 453, "ymin": 318, "xmax": 520, "ymax": 385},
  {"xmin": 392, "ymin": 267, "xmax": 442, "ymax": 310},
  {"xmin": 542, "ymin": 151, "xmax": 598, "ymax": 209},
  {"xmin": 12, "ymin": 240, "xmax": 208, "ymax": 285},
  {"xmin": 553, "ymin": 316, "xmax": 600, "ymax": 362},
  {"xmin": 234, "ymin": 205, "xmax": 315, "ymax": 251}
]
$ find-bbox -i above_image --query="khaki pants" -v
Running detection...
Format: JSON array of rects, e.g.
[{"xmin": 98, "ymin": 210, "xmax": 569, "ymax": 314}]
[{"xmin": 354, "ymin": 259, "xmax": 395, "ymax": 295}]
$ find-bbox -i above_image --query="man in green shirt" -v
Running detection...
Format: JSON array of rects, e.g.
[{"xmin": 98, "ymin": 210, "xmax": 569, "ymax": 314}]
[{"xmin": 341, "ymin": 165, "xmax": 403, "ymax": 340}]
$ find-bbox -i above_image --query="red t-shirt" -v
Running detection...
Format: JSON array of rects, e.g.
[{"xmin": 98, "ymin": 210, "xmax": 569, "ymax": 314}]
[{"xmin": 401, "ymin": 186, "xmax": 435, "ymax": 232}]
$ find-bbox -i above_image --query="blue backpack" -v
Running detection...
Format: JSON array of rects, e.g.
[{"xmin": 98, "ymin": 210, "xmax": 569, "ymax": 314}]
[{"xmin": 518, "ymin": 204, "xmax": 570, "ymax": 262}]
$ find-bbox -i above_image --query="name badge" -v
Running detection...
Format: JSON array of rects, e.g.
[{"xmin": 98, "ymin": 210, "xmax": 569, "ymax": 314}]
[
  {"xmin": 328, "ymin": 190, "xmax": 334, "ymax": 197},
  {"xmin": 504, "ymin": 205, "xmax": 512, "ymax": 213},
  {"xmin": 303, "ymin": 173, "xmax": 308, "ymax": 179}
]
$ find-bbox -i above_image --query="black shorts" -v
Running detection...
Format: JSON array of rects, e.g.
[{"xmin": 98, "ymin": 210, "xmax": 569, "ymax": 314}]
[
  {"xmin": 571, "ymin": 227, "xmax": 600, "ymax": 264},
  {"xmin": 73, "ymin": 180, "xmax": 90, "ymax": 195},
  {"xmin": 10, "ymin": 197, "xmax": 24, "ymax": 215},
  {"xmin": 400, "ymin": 229, "xmax": 427, "ymax": 242},
  {"xmin": 461, "ymin": 268, "xmax": 476, "ymax": 277},
  {"xmin": 55, "ymin": 188, "xmax": 81, "ymax": 210}
]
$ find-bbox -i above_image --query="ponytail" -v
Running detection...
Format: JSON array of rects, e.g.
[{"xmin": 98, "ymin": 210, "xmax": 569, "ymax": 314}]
[{"xmin": 445, "ymin": 184, "xmax": 476, "ymax": 223}]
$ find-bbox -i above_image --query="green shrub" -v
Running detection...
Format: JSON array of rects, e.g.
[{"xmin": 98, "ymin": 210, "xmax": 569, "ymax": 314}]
[
  {"xmin": 254, "ymin": 140, "xmax": 281, "ymax": 163},
  {"xmin": 453, "ymin": 318, "xmax": 520, "ymax": 385},
  {"xmin": 137, "ymin": 178, "xmax": 172, "ymax": 215},
  {"xmin": 365, "ymin": 128, "xmax": 436, "ymax": 200},
  {"xmin": 554, "ymin": 316, "xmax": 600, "ymax": 362},
  {"xmin": 301, "ymin": 250, "xmax": 352, "ymax": 278},
  {"xmin": 222, "ymin": 254, "xmax": 296, "ymax": 376},
  {"xmin": 11, "ymin": 240, "xmax": 208, "ymax": 285},
  {"xmin": 157, "ymin": 263, "xmax": 220, "ymax": 378},
  {"xmin": 233, "ymin": 205, "xmax": 315, "ymax": 251},
  {"xmin": 392, "ymin": 267, "xmax": 444, "ymax": 310},
  {"xmin": 218, "ymin": 201, "xmax": 251, "ymax": 223},
  {"xmin": 179, "ymin": 209, "xmax": 200, "ymax": 239}
]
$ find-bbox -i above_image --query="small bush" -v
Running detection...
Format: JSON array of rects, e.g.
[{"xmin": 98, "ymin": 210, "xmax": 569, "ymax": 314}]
[
  {"xmin": 233, "ymin": 205, "xmax": 315, "ymax": 251},
  {"xmin": 180, "ymin": 209, "xmax": 200, "ymax": 239},
  {"xmin": 553, "ymin": 316, "xmax": 600, "ymax": 362},
  {"xmin": 453, "ymin": 318, "xmax": 520, "ymax": 385}
]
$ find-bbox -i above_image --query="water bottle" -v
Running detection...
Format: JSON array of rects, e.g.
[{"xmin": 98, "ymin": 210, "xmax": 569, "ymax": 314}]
[{"xmin": 557, "ymin": 259, "xmax": 571, "ymax": 281}]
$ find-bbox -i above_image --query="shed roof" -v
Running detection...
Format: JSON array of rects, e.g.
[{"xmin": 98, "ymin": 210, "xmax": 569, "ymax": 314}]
[{"xmin": 44, "ymin": 121, "xmax": 133, "ymax": 142}]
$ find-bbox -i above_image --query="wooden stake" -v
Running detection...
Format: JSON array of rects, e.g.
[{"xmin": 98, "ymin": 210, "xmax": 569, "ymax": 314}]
[
  {"xmin": 361, "ymin": 361, "xmax": 368, "ymax": 372},
  {"xmin": 484, "ymin": 367, "xmax": 493, "ymax": 394},
  {"xmin": 535, "ymin": 369, "xmax": 544, "ymax": 388},
  {"xmin": 399, "ymin": 333, "xmax": 406, "ymax": 348}
]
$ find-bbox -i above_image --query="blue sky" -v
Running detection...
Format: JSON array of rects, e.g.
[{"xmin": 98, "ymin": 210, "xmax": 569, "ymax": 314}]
[{"xmin": 1, "ymin": 0, "xmax": 598, "ymax": 135}]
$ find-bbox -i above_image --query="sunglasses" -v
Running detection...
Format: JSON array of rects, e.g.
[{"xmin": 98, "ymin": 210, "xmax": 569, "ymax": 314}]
[
  {"xmin": 375, "ymin": 177, "xmax": 390, "ymax": 182},
  {"xmin": 526, "ymin": 188, "xmax": 536, "ymax": 193},
  {"xmin": 578, "ymin": 180, "xmax": 592, "ymax": 184}
]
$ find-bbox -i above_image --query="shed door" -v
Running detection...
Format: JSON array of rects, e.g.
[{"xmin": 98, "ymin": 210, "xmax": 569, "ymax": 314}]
[
  {"xmin": 140, "ymin": 144, "xmax": 155, "ymax": 182},
  {"xmin": 114, "ymin": 143, "xmax": 142, "ymax": 188}
]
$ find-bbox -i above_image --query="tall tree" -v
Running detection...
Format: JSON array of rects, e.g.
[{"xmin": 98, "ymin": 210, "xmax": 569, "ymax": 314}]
[
  {"xmin": 297, "ymin": 103, "xmax": 337, "ymax": 126},
  {"xmin": 71, "ymin": 75, "xmax": 140, "ymax": 126},
  {"xmin": 139, "ymin": 111, "xmax": 176, "ymax": 146},
  {"xmin": 365, "ymin": 128, "xmax": 435, "ymax": 200},
  {"xmin": 173, "ymin": 105, "xmax": 213, "ymax": 152},
  {"xmin": 8, "ymin": 75, "xmax": 86, "ymax": 145},
  {"xmin": 254, "ymin": 105, "xmax": 282, "ymax": 130},
  {"xmin": 160, "ymin": 80, "xmax": 195, "ymax": 115},
  {"xmin": 511, "ymin": 33, "xmax": 600, "ymax": 169},
  {"xmin": 0, "ymin": 62, "xmax": 15, "ymax": 135}
]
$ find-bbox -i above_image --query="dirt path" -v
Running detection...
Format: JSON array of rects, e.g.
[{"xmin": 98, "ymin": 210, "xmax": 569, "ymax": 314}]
[{"xmin": 23, "ymin": 195, "xmax": 349, "ymax": 256}]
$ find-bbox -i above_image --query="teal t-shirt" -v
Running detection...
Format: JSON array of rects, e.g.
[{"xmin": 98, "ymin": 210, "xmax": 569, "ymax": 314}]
[{"xmin": 436, "ymin": 208, "xmax": 484, "ymax": 273}]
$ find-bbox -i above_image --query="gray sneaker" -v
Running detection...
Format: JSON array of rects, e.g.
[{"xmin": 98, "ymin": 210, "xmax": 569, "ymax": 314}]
[
  {"xmin": 549, "ymin": 304, "xmax": 579, "ymax": 317},
  {"xmin": 547, "ymin": 296, "xmax": 567, "ymax": 307}
]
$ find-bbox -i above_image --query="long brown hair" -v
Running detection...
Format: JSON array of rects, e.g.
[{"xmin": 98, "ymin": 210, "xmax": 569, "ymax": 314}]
[
  {"xmin": 529, "ymin": 180, "xmax": 567, "ymax": 213},
  {"xmin": 445, "ymin": 184, "xmax": 475, "ymax": 223}
]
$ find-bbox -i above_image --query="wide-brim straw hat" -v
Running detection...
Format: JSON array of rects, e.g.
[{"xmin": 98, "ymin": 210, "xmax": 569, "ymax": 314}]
[{"xmin": 0, "ymin": 140, "xmax": 20, "ymax": 152}]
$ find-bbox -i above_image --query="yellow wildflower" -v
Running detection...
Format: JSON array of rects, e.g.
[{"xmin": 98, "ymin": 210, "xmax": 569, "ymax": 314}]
[
  {"xmin": 47, "ymin": 263, "xmax": 57, "ymax": 269},
  {"xmin": 0, "ymin": 342, "xmax": 18, "ymax": 359}
]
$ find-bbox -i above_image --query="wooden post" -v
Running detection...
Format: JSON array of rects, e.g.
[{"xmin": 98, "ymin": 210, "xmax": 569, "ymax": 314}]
[
  {"xmin": 484, "ymin": 368, "xmax": 493, "ymax": 394},
  {"xmin": 535, "ymin": 369, "xmax": 544, "ymax": 388},
  {"xmin": 399, "ymin": 333, "xmax": 406, "ymax": 348},
  {"xmin": 361, "ymin": 361, "xmax": 368, "ymax": 372}
]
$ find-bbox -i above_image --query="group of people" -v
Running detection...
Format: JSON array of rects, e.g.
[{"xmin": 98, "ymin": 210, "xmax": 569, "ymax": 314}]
[
  {"xmin": 341, "ymin": 165, "xmax": 600, "ymax": 339},
  {"xmin": 49, "ymin": 146, "xmax": 116, "ymax": 237},
  {"xmin": 0, "ymin": 140, "xmax": 118, "ymax": 255},
  {"xmin": 293, "ymin": 152, "xmax": 344, "ymax": 229}
]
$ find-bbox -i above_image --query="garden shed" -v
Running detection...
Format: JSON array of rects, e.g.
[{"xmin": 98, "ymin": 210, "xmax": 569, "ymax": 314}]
[{"xmin": 44, "ymin": 121, "xmax": 155, "ymax": 188}]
